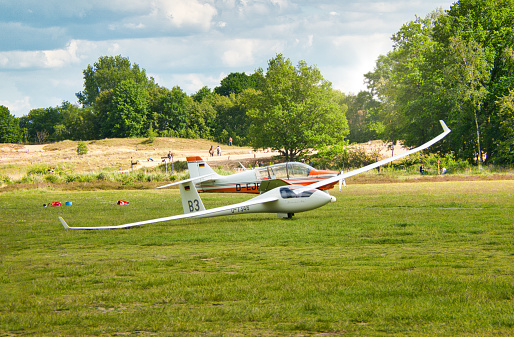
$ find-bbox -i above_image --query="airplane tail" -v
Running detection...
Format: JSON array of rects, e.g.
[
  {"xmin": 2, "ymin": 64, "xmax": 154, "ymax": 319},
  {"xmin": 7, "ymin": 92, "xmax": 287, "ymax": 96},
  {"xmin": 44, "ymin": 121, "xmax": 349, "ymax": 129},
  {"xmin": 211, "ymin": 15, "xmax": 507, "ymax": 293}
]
[
  {"xmin": 187, "ymin": 156, "xmax": 219, "ymax": 179},
  {"xmin": 179, "ymin": 180, "xmax": 206, "ymax": 214}
]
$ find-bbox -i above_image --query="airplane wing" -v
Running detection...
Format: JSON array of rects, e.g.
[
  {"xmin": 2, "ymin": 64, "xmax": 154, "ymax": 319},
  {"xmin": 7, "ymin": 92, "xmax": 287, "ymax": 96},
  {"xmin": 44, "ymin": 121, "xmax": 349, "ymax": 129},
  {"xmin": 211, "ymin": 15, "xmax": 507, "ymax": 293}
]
[
  {"xmin": 306, "ymin": 120, "xmax": 451, "ymax": 191},
  {"xmin": 58, "ymin": 196, "xmax": 279, "ymax": 230},
  {"xmin": 156, "ymin": 173, "xmax": 217, "ymax": 189},
  {"xmin": 259, "ymin": 178, "xmax": 291, "ymax": 193}
]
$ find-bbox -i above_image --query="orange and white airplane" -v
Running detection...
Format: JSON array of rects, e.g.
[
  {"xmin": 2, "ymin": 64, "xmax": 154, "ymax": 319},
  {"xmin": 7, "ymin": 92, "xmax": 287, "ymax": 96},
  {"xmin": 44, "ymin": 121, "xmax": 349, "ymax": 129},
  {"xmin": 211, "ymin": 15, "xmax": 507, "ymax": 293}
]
[{"xmin": 157, "ymin": 157, "xmax": 340, "ymax": 194}]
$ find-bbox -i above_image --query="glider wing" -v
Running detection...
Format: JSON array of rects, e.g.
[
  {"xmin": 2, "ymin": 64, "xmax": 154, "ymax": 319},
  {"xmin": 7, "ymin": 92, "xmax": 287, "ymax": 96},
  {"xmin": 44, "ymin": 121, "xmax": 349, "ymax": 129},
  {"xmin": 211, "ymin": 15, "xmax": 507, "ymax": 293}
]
[
  {"xmin": 306, "ymin": 120, "xmax": 451, "ymax": 191},
  {"xmin": 59, "ymin": 196, "xmax": 279, "ymax": 230},
  {"xmin": 156, "ymin": 173, "xmax": 217, "ymax": 189}
]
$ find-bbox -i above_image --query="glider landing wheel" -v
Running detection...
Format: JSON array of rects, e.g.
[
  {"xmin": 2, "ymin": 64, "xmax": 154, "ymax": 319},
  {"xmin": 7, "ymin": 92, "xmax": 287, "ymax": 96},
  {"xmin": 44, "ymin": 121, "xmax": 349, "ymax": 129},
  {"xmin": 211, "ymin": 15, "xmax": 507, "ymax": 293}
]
[{"xmin": 287, "ymin": 213, "xmax": 294, "ymax": 219}]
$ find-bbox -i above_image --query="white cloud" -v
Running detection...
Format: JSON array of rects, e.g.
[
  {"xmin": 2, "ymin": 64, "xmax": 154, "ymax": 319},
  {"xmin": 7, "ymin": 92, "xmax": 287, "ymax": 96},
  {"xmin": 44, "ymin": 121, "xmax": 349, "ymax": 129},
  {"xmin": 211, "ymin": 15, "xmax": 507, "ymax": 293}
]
[
  {"xmin": 0, "ymin": 40, "xmax": 81, "ymax": 69},
  {"xmin": 153, "ymin": 0, "xmax": 218, "ymax": 30},
  {"xmin": 0, "ymin": 0, "xmax": 456, "ymax": 117},
  {"xmin": 0, "ymin": 97, "xmax": 31, "ymax": 115},
  {"xmin": 221, "ymin": 39, "xmax": 257, "ymax": 67}
]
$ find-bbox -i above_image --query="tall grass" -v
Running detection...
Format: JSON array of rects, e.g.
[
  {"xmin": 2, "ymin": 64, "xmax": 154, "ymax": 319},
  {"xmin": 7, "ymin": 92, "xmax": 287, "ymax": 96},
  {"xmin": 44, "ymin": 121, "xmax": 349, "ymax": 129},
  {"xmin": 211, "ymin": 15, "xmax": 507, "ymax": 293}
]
[
  {"xmin": 1, "ymin": 180, "xmax": 513, "ymax": 336},
  {"xmin": 9, "ymin": 163, "xmax": 190, "ymax": 187}
]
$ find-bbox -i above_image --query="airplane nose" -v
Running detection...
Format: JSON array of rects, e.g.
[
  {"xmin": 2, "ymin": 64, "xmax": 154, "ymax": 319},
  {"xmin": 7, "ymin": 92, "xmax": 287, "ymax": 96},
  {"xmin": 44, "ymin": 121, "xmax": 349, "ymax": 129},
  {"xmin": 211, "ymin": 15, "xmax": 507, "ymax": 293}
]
[{"xmin": 330, "ymin": 195, "xmax": 336, "ymax": 202}]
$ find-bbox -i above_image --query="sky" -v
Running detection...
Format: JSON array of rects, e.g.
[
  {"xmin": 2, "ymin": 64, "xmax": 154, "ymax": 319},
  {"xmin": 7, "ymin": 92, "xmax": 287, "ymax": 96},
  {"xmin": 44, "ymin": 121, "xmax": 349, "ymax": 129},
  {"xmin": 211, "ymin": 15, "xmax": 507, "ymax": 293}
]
[{"xmin": 0, "ymin": 0, "xmax": 455, "ymax": 117}]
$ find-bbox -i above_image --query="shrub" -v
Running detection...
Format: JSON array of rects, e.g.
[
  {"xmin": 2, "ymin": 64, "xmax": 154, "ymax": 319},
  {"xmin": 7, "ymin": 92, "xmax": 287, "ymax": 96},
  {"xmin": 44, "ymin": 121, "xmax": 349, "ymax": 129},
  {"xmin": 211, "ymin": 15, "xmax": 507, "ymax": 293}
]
[
  {"xmin": 26, "ymin": 164, "xmax": 51, "ymax": 176},
  {"xmin": 96, "ymin": 172, "xmax": 109, "ymax": 181},
  {"xmin": 44, "ymin": 174, "xmax": 60, "ymax": 183},
  {"xmin": 77, "ymin": 141, "xmax": 88, "ymax": 155},
  {"xmin": 0, "ymin": 175, "xmax": 11, "ymax": 184}
]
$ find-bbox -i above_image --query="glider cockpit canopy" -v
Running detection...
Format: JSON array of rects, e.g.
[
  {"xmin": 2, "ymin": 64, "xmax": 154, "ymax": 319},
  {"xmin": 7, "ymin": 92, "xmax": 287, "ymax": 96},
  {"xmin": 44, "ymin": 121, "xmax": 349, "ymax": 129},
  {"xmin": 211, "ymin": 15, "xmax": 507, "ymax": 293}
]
[
  {"xmin": 254, "ymin": 162, "xmax": 313, "ymax": 180},
  {"xmin": 279, "ymin": 186, "xmax": 315, "ymax": 199}
]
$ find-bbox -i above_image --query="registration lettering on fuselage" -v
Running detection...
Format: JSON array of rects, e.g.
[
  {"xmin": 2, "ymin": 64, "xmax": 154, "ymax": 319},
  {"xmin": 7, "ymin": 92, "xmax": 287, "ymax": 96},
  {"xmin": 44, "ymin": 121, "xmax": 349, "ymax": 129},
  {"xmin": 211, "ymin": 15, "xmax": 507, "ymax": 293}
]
[
  {"xmin": 235, "ymin": 183, "xmax": 260, "ymax": 192},
  {"xmin": 231, "ymin": 205, "xmax": 250, "ymax": 213}
]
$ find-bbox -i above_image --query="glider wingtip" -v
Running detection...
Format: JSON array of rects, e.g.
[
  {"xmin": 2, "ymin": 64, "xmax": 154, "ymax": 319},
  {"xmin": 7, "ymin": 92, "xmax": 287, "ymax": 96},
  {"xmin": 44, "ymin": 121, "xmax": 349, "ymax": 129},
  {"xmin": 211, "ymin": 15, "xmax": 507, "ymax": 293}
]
[
  {"xmin": 439, "ymin": 120, "xmax": 451, "ymax": 133},
  {"xmin": 58, "ymin": 217, "xmax": 70, "ymax": 229}
]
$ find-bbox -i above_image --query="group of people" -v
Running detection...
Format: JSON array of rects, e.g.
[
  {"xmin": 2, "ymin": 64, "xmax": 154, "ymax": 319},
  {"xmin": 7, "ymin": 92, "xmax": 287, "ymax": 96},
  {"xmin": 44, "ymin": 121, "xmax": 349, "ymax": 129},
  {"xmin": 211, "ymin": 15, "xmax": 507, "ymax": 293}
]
[
  {"xmin": 208, "ymin": 137, "xmax": 233, "ymax": 156},
  {"xmin": 209, "ymin": 145, "xmax": 222, "ymax": 157}
]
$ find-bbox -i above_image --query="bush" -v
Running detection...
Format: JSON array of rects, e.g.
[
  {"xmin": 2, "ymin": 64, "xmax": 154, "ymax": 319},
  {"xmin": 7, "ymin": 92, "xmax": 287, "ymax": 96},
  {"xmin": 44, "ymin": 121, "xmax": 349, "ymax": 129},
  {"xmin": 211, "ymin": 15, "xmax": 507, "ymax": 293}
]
[
  {"xmin": 77, "ymin": 141, "xmax": 88, "ymax": 155},
  {"xmin": 0, "ymin": 175, "xmax": 11, "ymax": 184},
  {"xmin": 96, "ymin": 172, "xmax": 109, "ymax": 181},
  {"xmin": 27, "ymin": 164, "xmax": 66, "ymax": 176},
  {"xmin": 44, "ymin": 174, "xmax": 60, "ymax": 183},
  {"xmin": 26, "ymin": 164, "xmax": 51, "ymax": 176}
]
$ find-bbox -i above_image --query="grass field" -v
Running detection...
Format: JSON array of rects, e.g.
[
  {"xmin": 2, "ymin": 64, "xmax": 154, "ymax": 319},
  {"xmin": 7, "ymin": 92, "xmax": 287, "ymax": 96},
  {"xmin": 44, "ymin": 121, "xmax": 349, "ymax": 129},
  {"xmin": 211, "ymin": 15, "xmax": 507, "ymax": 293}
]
[{"xmin": 1, "ymin": 180, "xmax": 513, "ymax": 336}]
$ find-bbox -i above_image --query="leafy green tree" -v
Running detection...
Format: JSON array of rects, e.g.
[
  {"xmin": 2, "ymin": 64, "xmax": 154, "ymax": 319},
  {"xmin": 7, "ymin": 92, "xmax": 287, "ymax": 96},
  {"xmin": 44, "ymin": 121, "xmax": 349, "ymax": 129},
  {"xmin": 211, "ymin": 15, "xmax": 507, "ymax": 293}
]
[
  {"xmin": 191, "ymin": 86, "xmax": 214, "ymax": 103},
  {"xmin": 443, "ymin": 37, "xmax": 491, "ymax": 164},
  {"xmin": 492, "ymin": 89, "xmax": 514, "ymax": 164},
  {"xmin": 151, "ymin": 86, "xmax": 189, "ymax": 134},
  {"xmin": 48, "ymin": 102, "xmax": 98, "ymax": 141},
  {"xmin": 365, "ymin": 12, "xmax": 451, "ymax": 153},
  {"xmin": 210, "ymin": 93, "xmax": 250, "ymax": 145},
  {"xmin": 184, "ymin": 97, "xmax": 216, "ymax": 139},
  {"xmin": 105, "ymin": 80, "xmax": 149, "ymax": 138},
  {"xmin": 93, "ymin": 89, "xmax": 116, "ymax": 138},
  {"xmin": 0, "ymin": 105, "xmax": 21, "ymax": 143},
  {"xmin": 62, "ymin": 103, "xmax": 98, "ymax": 141},
  {"xmin": 433, "ymin": 0, "xmax": 514, "ymax": 163},
  {"xmin": 214, "ymin": 72, "xmax": 263, "ymax": 96},
  {"xmin": 18, "ymin": 107, "xmax": 63, "ymax": 143},
  {"xmin": 243, "ymin": 54, "xmax": 349, "ymax": 161},
  {"xmin": 365, "ymin": 1, "xmax": 514, "ymax": 164},
  {"xmin": 76, "ymin": 55, "xmax": 155, "ymax": 107},
  {"xmin": 343, "ymin": 91, "xmax": 381, "ymax": 143}
]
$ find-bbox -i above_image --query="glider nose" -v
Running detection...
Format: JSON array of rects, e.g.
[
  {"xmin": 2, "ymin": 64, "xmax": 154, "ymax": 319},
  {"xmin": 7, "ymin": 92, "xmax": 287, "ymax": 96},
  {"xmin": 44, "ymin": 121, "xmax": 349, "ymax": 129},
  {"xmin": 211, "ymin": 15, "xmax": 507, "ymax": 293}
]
[{"xmin": 330, "ymin": 195, "xmax": 336, "ymax": 203}]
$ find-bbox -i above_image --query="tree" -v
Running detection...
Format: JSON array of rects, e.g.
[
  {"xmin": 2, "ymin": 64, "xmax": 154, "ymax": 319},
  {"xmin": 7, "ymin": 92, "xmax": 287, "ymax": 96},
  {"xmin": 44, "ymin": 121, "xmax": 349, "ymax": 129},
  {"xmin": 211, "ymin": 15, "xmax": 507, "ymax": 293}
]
[
  {"xmin": 0, "ymin": 105, "xmax": 21, "ymax": 143},
  {"xmin": 184, "ymin": 97, "xmax": 216, "ymax": 139},
  {"xmin": 18, "ymin": 107, "xmax": 62, "ymax": 143},
  {"xmin": 443, "ymin": 37, "xmax": 490, "ymax": 164},
  {"xmin": 105, "ymin": 80, "xmax": 148, "ymax": 138},
  {"xmin": 343, "ymin": 91, "xmax": 381, "ymax": 143},
  {"xmin": 94, "ymin": 89, "xmax": 116, "ymax": 138},
  {"xmin": 214, "ymin": 72, "xmax": 263, "ymax": 96},
  {"xmin": 433, "ymin": 0, "xmax": 514, "ymax": 163},
  {"xmin": 364, "ymin": 12, "xmax": 451, "ymax": 153},
  {"xmin": 493, "ymin": 89, "xmax": 514, "ymax": 164},
  {"xmin": 243, "ymin": 54, "xmax": 349, "ymax": 161},
  {"xmin": 364, "ymin": 1, "xmax": 514, "ymax": 164},
  {"xmin": 151, "ymin": 86, "xmax": 189, "ymax": 134},
  {"xmin": 191, "ymin": 86, "xmax": 213, "ymax": 103},
  {"xmin": 210, "ymin": 93, "xmax": 251, "ymax": 145},
  {"xmin": 76, "ymin": 55, "xmax": 155, "ymax": 107}
]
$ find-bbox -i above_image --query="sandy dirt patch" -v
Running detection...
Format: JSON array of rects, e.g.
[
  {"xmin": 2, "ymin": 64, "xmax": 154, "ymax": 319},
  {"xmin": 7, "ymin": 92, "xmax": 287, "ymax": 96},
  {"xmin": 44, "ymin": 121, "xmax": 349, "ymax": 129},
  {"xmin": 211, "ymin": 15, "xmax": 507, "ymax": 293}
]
[
  {"xmin": 0, "ymin": 138, "xmax": 407, "ymax": 180},
  {"xmin": 0, "ymin": 138, "xmax": 278, "ymax": 179}
]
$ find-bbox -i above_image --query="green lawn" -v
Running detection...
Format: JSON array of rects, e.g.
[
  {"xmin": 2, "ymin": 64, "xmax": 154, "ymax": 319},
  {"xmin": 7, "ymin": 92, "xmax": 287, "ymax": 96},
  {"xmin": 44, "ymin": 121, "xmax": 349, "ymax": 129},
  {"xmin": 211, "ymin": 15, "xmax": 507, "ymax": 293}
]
[{"xmin": 1, "ymin": 180, "xmax": 513, "ymax": 336}]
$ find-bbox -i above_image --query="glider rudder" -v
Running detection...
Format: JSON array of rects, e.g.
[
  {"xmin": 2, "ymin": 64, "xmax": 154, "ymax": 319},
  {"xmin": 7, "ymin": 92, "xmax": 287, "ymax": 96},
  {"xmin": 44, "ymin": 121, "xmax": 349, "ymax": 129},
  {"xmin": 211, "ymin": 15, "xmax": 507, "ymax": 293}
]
[
  {"xmin": 186, "ymin": 156, "xmax": 218, "ymax": 179},
  {"xmin": 179, "ymin": 181, "xmax": 206, "ymax": 214}
]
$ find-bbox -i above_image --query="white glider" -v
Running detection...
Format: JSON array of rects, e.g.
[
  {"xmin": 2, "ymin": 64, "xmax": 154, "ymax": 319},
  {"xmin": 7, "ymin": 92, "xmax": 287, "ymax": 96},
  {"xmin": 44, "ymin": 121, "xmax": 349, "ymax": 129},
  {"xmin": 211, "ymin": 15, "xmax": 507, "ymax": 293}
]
[{"xmin": 59, "ymin": 120, "xmax": 450, "ymax": 229}]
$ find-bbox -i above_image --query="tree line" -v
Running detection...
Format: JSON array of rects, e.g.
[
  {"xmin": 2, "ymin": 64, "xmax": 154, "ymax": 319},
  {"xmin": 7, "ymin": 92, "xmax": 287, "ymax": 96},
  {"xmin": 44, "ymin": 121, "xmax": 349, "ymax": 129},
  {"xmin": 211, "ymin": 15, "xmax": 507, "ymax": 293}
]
[
  {"xmin": 3, "ymin": 54, "xmax": 349, "ymax": 162},
  {"xmin": 1, "ymin": 0, "xmax": 513, "ymax": 164}
]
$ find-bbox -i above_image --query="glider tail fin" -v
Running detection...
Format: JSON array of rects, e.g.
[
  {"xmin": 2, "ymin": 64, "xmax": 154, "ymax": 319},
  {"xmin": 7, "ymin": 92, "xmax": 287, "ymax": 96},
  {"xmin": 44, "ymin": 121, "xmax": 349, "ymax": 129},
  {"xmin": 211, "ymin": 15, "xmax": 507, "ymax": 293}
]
[
  {"xmin": 179, "ymin": 181, "xmax": 206, "ymax": 214},
  {"xmin": 186, "ymin": 156, "xmax": 218, "ymax": 179}
]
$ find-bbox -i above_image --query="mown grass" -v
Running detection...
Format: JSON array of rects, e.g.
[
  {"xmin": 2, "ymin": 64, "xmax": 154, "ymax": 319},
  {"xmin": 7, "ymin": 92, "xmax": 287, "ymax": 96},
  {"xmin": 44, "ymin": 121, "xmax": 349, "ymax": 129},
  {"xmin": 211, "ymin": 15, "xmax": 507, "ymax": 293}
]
[{"xmin": 1, "ymin": 180, "xmax": 513, "ymax": 336}]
